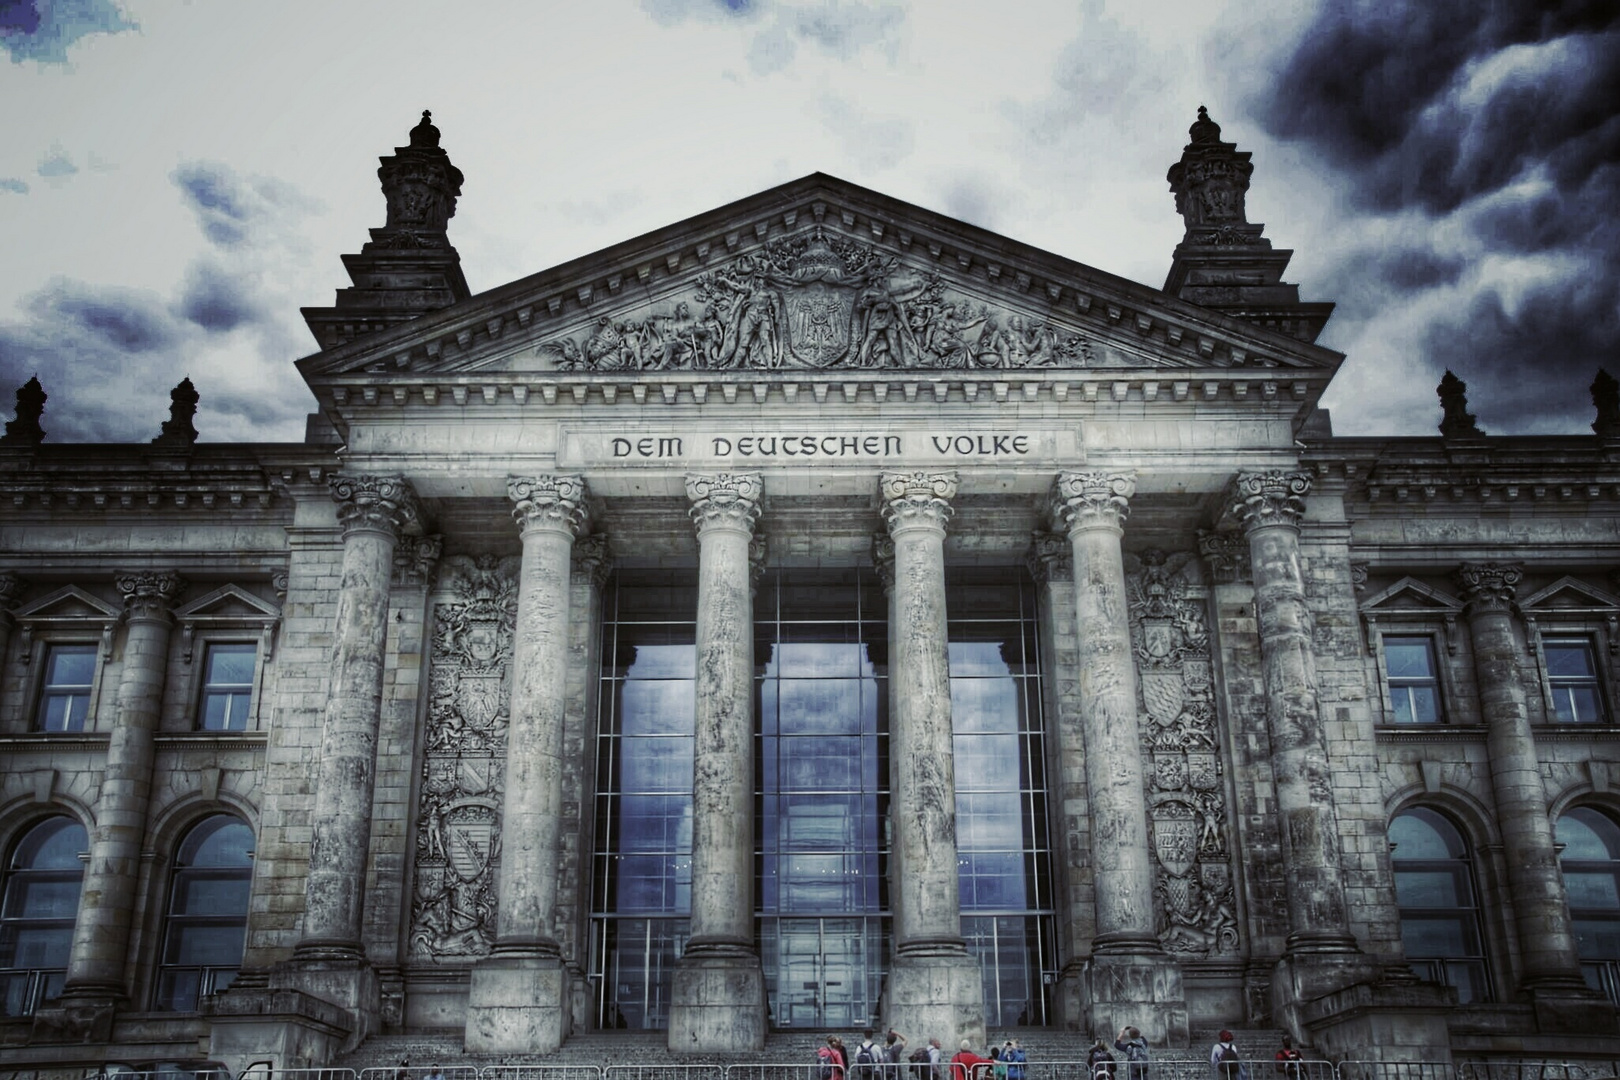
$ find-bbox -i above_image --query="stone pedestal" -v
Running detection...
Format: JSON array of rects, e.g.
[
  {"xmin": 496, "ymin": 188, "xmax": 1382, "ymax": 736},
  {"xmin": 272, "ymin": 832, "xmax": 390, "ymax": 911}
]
[
  {"xmin": 878, "ymin": 471, "xmax": 985, "ymax": 1050},
  {"xmin": 1457, "ymin": 562, "xmax": 1617, "ymax": 1033},
  {"xmin": 465, "ymin": 474, "xmax": 587, "ymax": 1055},
  {"xmin": 669, "ymin": 473, "xmax": 766, "ymax": 1052},
  {"xmin": 58, "ymin": 570, "xmax": 183, "ymax": 1019},
  {"xmin": 1053, "ymin": 473, "xmax": 1188, "ymax": 1045}
]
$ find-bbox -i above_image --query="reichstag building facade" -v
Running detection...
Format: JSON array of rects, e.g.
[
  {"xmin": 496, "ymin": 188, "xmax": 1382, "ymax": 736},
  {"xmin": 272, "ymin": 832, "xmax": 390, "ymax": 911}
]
[{"xmin": 3, "ymin": 108, "xmax": 1620, "ymax": 1072}]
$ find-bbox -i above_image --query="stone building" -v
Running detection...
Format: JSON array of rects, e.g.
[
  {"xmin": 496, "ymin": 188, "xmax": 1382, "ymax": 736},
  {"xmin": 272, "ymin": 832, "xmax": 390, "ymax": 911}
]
[{"xmin": 3, "ymin": 108, "xmax": 1620, "ymax": 1072}]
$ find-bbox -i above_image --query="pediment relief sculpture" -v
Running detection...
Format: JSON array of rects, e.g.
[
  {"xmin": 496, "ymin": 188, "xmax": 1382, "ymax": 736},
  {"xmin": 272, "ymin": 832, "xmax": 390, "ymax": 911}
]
[{"xmin": 532, "ymin": 228, "xmax": 1106, "ymax": 374}]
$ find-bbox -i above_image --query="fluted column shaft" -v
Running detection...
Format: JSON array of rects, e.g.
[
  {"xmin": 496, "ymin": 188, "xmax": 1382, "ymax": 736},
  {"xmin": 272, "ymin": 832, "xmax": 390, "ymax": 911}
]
[
  {"xmin": 496, "ymin": 475, "xmax": 588, "ymax": 954},
  {"xmin": 1053, "ymin": 472, "xmax": 1161, "ymax": 954},
  {"xmin": 64, "ymin": 571, "xmax": 183, "ymax": 996},
  {"xmin": 1232, "ymin": 472, "xmax": 1356, "ymax": 953},
  {"xmin": 882, "ymin": 471, "xmax": 966, "ymax": 954},
  {"xmin": 684, "ymin": 473, "xmax": 762, "ymax": 954},
  {"xmin": 1457, "ymin": 562, "xmax": 1586, "ymax": 989},
  {"xmin": 299, "ymin": 475, "xmax": 418, "ymax": 957}
]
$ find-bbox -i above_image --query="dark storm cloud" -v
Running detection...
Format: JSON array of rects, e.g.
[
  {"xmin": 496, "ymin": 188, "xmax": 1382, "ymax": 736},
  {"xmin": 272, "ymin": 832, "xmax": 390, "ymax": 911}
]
[
  {"xmin": 640, "ymin": 0, "xmax": 904, "ymax": 75},
  {"xmin": 176, "ymin": 261, "xmax": 262, "ymax": 333},
  {"xmin": 1, "ymin": 0, "xmax": 136, "ymax": 64},
  {"xmin": 171, "ymin": 161, "xmax": 317, "ymax": 251},
  {"xmin": 1252, "ymin": 0, "xmax": 1620, "ymax": 433}
]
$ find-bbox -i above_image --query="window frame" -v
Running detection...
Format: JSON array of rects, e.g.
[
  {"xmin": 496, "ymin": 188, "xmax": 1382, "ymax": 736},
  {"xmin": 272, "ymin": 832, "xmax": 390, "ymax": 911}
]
[
  {"xmin": 1389, "ymin": 805, "xmax": 1494, "ymax": 1004},
  {"xmin": 0, "ymin": 815, "xmax": 89, "ymax": 1017},
  {"xmin": 1358, "ymin": 575, "xmax": 1467, "ymax": 728},
  {"xmin": 1556, "ymin": 804, "xmax": 1620, "ymax": 1004},
  {"xmin": 1380, "ymin": 633, "xmax": 1447, "ymax": 725},
  {"xmin": 172, "ymin": 584, "xmax": 282, "ymax": 734},
  {"xmin": 32, "ymin": 642, "xmax": 99, "ymax": 733},
  {"xmin": 1517, "ymin": 577, "xmax": 1620, "ymax": 727},
  {"xmin": 1536, "ymin": 633, "xmax": 1611, "ymax": 725},
  {"xmin": 191, "ymin": 640, "xmax": 261, "ymax": 733},
  {"xmin": 10, "ymin": 585, "xmax": 122, "ymax": 735},
  {"xmin": 152, "ymin": 814, "xmax": 254, "ymax": 1013}
]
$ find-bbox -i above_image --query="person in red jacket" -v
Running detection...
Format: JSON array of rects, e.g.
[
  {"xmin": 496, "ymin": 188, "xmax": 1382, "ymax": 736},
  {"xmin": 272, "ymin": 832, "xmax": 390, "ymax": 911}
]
[{"xmin": 951, "ymin": 1041, "xmax": 993, "ymax": 1080}]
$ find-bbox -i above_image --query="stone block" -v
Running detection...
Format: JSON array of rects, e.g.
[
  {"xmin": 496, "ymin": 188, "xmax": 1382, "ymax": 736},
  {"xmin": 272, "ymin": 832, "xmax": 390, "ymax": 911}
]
[
  {"xmin": 1080, "ymin": 953, "xmax": 1189, "ymax": 1047},
  {"xmin": 667, "ymin": 954, "xmax": 767, "ymax": 1052},
  {"xmin": 464, "ymin": 953, "xmax": 569, "ymax": 1054},
  {"xmin": 884, "ymin": 951, "xmax": 985, "ymax": 1054}
]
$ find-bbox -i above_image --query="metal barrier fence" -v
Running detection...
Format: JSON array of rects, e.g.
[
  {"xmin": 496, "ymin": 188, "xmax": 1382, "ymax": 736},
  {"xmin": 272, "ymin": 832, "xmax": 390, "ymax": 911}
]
[
  {"xmin": 238, "ymin": 1069, "xmax": 357, "ymax": 1080},
  {"xmin": 361, "ymin": 1066, "xmax": 482, "ymax": 1080},
  {"xmin": 603, "ymin": 1066, "xmax": 724, "ymax": 1080},
  {"xmin": 482, "ymin": 1068, "xmax": 604, "ymax": 1080},
  {"xmin": 1337, "ymin": 1062, "xmax": 1455, "ymax": 1080},
  {"xmin": 1455, "ymin": 1065, "xmax": 1620, "ymax": 1080},
  {"xmin": 726, "ymin": 1064, "xmax": 838, "ymax": 1080}
]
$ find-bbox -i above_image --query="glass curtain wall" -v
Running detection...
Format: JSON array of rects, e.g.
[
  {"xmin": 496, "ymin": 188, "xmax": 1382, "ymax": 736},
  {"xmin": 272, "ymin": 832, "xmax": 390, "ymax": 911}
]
[
  {"xmin": 589, "ymin": 565, "xmax": 1053, "ymax": 1030},
  {"xmin": 950, "ymin": 569, "xmax": 1055, "ymax": 1027}
]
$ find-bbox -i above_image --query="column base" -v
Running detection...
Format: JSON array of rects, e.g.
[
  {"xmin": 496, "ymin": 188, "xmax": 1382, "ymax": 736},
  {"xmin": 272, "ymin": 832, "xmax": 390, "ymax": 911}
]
[
  {"xmin": 271, "ymin": 953, "xmax": 380, "ymax": 1055},
  {"xmin": 1296, "ymin": 977, "xmax": 1455, "ymax": 1062},
  {"xmin": 204, "ymin": 983, "xmax": 354, "ymax": 1074},
  {"xmin": 883, "ymin": 949, "xmax": 985, "ymax": 1053},
  {"xmin": 1272, "ymin": 951, "xmax": 1376, "ymax": 1046},
  {"xmin": 1080, "ymin": 952, "xmax": 1188, "ymax": 1047},
  {"xmin": 464, "ymin": 952, "xmax": 570, "ymax": 1054},
  {"xmin": 28, "ymin": 988, "xmax": 117, "ymax": 1045},
  {"xmin": 1051, "ymin": 960, "xmax": 1087, "ymax": 1031},
  {"xmin": 667, "ymin": 951, "xmax": 766, "ymax": 1052},
  {"xmin": 1523, "ymin": 979, "xmax": 1620, "ymax": 1036}
]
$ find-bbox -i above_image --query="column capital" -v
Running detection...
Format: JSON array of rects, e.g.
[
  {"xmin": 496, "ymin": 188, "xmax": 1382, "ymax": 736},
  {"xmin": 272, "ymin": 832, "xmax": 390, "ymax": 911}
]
[
  {"xmin": 1456, "ymin": 562, "xmax": 1522, "ymax": 615},
  {"xmin": 1053, "ymin": 471, "xmax": 1135, "ymax": 534},
  {"xmin": 1229, "ymin": 471, "xmax": 1311, "ymax": 533},
  {"xmin": 329, "ymin": 474, "xmax": 422, "ymax": 540},
  {"xmin": 1196, "ymin": 529, "xmax": 1250, "ymax": 585},
  {"xmin": 871, "ymin": 533, "xmax": 895, "ymax": 591},
  {"xmin": 1026, "ymin": 530, "xmax": 1073, "ymax": 584},
  {"xmin": 392, "ymin": 534, "xmax": 443, "ymax": 588},
  {"xmin": 574, "ymin": 533, "xmax": 613, "ymax": 591},
  {"xmin": 685, "ymin": 472, "xmax": 763, "ymax": 536},
  {"xmin": 114, "ymin": 570, "xmax": 184, "ymax": 623},
  {"xmin": 508, "ymin": 474, "xmax": 588, "ymax": 539},
  {"xmin": 880, "ymin": 471, "xmax": 957, "ymax": 536}
]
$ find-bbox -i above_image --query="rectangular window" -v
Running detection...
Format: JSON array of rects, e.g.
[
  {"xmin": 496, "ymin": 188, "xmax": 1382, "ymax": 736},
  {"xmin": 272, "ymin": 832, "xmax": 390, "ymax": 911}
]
[
  {"xmin": 35, "ymin": 645, "xmax": 95, "ymax": 732},
  {"xmin": 198, "ymin": 644, "xmax": 256, "ymax": 731},
  {"xmin": 1546, "ymin": 638, "xmax": 1607, "ymax": 724},
  {"xmin": 1384, "ymin": 635, "xmax": 1443, "ymax": 724}
]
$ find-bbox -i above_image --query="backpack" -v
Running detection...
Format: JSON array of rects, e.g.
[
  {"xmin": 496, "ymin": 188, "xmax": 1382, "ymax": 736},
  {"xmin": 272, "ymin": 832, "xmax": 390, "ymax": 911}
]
[
  {"xmin": 856, "ymin": 1042, "xmax": 882, "ymax": 1078},
  {"xmin": 819, "ymin": 1047, "xmax": 836, "ymax": 1080},
  {"xmin": 910, "ymin": 1048, "xmax": 932, "ymax": 1080},
  {"xmin": 1219, "ymin": 1044, "xmax": 1241, "ymax": 1079}
]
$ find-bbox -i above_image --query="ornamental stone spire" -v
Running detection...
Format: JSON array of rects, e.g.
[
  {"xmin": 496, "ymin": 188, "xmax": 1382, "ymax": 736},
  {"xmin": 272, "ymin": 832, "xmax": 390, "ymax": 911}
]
[
  {"xmin": 0, "ymin": 376, "xmax": 46, "ymax": 446},
  {"xmin": 1438, "ymin": 370, "xmax": 1484, "ymax": 439},
  {"xmin": 1163, "ymin": 107, "xmax": 1333, "ymax": 343},
  {"xmin": 1593, "ymin": 369, "xmax": 1620, "ymax": 438},
  {"xmin": 152, "ymin": 376, "xmax": 199, "ymax": 447},
  {"xmin": 301, "ymin": 110, "xmax": 471, "ymax": 350}
]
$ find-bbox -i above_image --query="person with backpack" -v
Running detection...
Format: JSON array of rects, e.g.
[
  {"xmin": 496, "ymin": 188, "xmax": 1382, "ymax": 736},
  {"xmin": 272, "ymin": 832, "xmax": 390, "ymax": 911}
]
[
  {"xmin": 1273, "ymin": 1036, "xmax": 1303, "ymax": 1080},
  {"xmin": 854, "ymin": 1030, "xmax": 883, "ymax": 1080},
  {"xmin": 1088, "ymin": 1038, "xmax": 1117, "ymax": 1080},
  {"xmin": 989, "ymin": 1046, "xmax": 1007, "ymax": 1080},
  {"xmin": 1114, "ymin": 1026, "xmax": 1150, "ymax": 1080},
  {"xmin": 951, "ymin": 1040, "xmax": 993, "ymax": 1080},
  {"xmin": 1210, "ymin": 1030, "xmax": 1247, "ymax": 1080}
]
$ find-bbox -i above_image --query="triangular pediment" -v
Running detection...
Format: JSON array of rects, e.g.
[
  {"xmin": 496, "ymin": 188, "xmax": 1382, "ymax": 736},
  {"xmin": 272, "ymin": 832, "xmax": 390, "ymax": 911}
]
[
  {"xmin": 1520, "ymin": 576, "xmax": 1620, "ymax": 611},
  {"xmin": 299, "ymin": 174, "xmax": 1342, "ymax": 383},
  {"xmin": 174, "ymin": 584, "xmax": 280, "ymax": 621},
  {"xmin": 1359, "ymin": 577, "xmax": 1464, "ymax": 613},
  {"xmin": 14, "ymin": 585, "xmax": 120, "ymax": 621}
]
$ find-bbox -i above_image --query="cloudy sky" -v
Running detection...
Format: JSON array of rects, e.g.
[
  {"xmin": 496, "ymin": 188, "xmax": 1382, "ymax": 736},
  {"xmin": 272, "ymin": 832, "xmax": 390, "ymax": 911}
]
[{"xmin": 1, "ymin": 0, "xmax": 1614, "ymax": 443}]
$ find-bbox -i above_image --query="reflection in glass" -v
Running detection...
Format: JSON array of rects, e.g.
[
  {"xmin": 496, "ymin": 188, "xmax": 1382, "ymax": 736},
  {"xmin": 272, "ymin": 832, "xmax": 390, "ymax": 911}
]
[
  {"xmin": 0, "ymin": 817, "xmax": 86, "ymax": 1017},
  {"xmin": 1559, "ymin": 807, "xmax": 1620, "ymax": 1002},
  {"xmin": 1390, "ymin": 808, "xmax": 1491, "ymax": 1002},
  {"xmin": 155, "ymin": 815, "xmax": 252, "ymax": 1011}
]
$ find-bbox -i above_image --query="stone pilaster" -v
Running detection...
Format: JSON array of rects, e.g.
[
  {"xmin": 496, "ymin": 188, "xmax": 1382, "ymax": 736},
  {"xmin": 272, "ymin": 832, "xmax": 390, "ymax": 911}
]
[
  {"xmin": 0, "ymin": 573, "xmax": 20, "ymax": 671},
  {"xmin": 1052, "ymin": 473, "xmax": 1187, "ymax": 1045},
  {"xmin": 1456, "ymin": 562, "xmax": 1617, "ymax": 1032},
  {"xmin": 1229, "ymin": 472, "xmax": 1369, "ymax": 1031},
  {"xmin": 669, "ymin": 474, "xmax": 766, "ymax": 1051},
  {"xmin": 54, "ymin": 570, "xmax": 183, "ymax": 1027},
  {"xmin": 878, "ymin": 471, "xmax": 985, "ymax": 1050},
  {"xmin": 466, "ymin": 474, "xmax": 588, "ymax": 1055}
]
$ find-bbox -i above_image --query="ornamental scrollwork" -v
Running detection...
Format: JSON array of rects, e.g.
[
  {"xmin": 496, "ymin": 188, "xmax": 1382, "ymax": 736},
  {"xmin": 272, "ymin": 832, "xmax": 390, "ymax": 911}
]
[
  {"xmin": 409, "ymin": 553, "xmax": 518, "ymax": 961},
  {"xmin": 508, "ymin": 474, "xmax": 588, "ymax": 538},
  {"xmin": 685, "ymin": 472, "xmax": 764, "ymax": 535},
  {"xmin": 1230, "ymin": 471, "xmax": 1311, "ymax": 533},
  {"xmin": 1053, "ymin": 471, "xmax": 1135, "ymax": 533},
  {"xmin": 534, "ymin": 228, "xmax": 1096, "ymax": 373},
  {"xmin": 1456, "ymin": 562, "xmax": 1522, "ymax": 614},
  {"xmin": 1126, "ymin": 548, "xmax": 1237, "ymax": 957},
  {"xmin": 879, "ymin": 471, "xmax": 957, "ymax": 534},
  {"xmin": 329, "ymin": 475, "xmax": 421, "ymax": 539},
  {"xmin": 115, "ymin": 570, "xmax": 185, "ymax": 622}
]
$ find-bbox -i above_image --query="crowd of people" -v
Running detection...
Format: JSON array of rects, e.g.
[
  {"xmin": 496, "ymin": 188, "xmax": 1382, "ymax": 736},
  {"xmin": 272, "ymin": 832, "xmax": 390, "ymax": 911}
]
[{"xmin": 818, "ymin": 1027, "xmax": 1310, "ymax": 1080}]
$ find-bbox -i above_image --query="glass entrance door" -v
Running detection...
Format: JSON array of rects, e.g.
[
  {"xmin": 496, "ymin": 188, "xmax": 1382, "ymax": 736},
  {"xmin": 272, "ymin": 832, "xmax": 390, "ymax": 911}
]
[{"xmin": 766, "ymin": 917, "xmax": 879, "ymax": 1029}]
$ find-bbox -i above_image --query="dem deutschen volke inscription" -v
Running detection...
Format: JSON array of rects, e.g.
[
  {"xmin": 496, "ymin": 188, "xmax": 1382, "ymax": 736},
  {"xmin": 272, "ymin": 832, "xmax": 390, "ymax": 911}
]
[{"xmin": 563, "ymin": 429, "xmax": 1076, "ymax": 465}]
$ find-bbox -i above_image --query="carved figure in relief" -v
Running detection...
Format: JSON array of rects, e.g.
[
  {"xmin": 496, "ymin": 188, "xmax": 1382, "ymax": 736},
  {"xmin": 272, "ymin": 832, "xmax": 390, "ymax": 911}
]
[{"xmin": 535, "ymin": 228, "xmax": 1098, "ymax": 372}]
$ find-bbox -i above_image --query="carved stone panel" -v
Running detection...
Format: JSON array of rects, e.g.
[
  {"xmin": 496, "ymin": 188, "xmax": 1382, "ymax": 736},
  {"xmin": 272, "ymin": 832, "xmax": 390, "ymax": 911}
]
[
  {"xmin": 1126, "ymin": 550, "xmax": 1239, "ymax": 957},
  {"xmin": 408, "ymin": 554, "xmax": 519, "ymax": 962}
]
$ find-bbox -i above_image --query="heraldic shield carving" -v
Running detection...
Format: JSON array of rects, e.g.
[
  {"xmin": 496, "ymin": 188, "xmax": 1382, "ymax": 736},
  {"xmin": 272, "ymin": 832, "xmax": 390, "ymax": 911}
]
[
  {"xmin": 1126, "ymin": 550, "xmax": 1239, "ymax": 957},
  {"xmin": 409, "ymin": 554, "xmax": 519, "ymax": 961}
]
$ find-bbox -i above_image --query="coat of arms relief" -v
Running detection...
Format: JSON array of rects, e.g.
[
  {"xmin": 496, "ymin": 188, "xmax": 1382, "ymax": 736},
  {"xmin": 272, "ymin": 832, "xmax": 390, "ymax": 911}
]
[
  {"xmin": 1126, "ymin": 550, "xmax": 1239, "ymax": 956},
  {"xmin": 535, "ymin": 228, "xmax": 1097, "ymax": 372},
  {"xmin": 408, "ymin": 554, "xmax": 519, "ymax": 961}
]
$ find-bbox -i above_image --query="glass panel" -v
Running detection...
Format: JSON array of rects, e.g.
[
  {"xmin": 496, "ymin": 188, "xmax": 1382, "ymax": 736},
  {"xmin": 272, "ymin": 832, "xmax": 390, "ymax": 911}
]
[
  {"xmin": 170, "ymin": 877, "xmax": 252, "ymax": 915},
  {"xmin": 204, "ymin": 644, "xmax": 256, "ymax": 686},
  {"xmin": 1574, "ymin": 917, "xmax": 1620, "ymax": 959},
  {"xmin": 1394, "ymin": 869, "xmax": 1469, "ymax": 908},
  {"xmin": 38, "ymin": 695, "xmax": 87, "ymax": 733},
  {"xmin": 0, "ymin": 925, "xmax": 72, "ymax": 968},
  {"xmin": 620, "ymin": 681, "xmax": 695, "ymax": 736},
  {"xmin": 181, "ymin": 818, "xmax": 253, "ymax": 867},
  {"xmin": 619, "ymin": 738, "xmax": 694, "ymax": 793},
  {"xmin": 1401, "ymin": 915, "xmax": 1473, "ymax": 956},
  {"xmin": 3, "ymin": 878, "xmax": 83, "ymax": 920},
  {"xmin": 155, "ymin": 968, "xmax": 202, "ymax": 1012},
  {"xmin": 1560, "ymin": 808, "xmax": 1620, "ymax": 860},
  {"xmin": 1567, "ymin": 871, "xmax": 1620, "ymax": 909},
  {"xmin": 12, "ymin": 820, "xmax": 86, "ymax": 872},
  {"xmin": 1384, "ymin": 638, "xmax": 1437, "ymax": 679},
  {"xmin": 951, "ymin": 680, "xmax": 1023, "ymax": 735},
  {"xmin": 624, "ymin": 643, "xmax": 696, "ymax": 680},
  {"xmin": 1547, "ymin": 642, "xmax": 1598, "ymax": 677},
  {"xmin": 44, "ymin": 646, "xmax": 95, "ymax": 687},
  {"xmin": 165, "ymin": 924, "xmax": 247, "ymax": 966},
  {"xmin": 1389, "ymin": 809, "xmax": 1459, "ymax": 859},
  {"xmin": 779, "ymin": 681, "xmax": 863, "ymax": 735}
]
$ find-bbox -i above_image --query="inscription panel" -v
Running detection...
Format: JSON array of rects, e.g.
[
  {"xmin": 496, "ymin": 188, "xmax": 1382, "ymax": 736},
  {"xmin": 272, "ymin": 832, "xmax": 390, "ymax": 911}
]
[{"xmin": 561, "ymin": 427, "xmax": 1081, "ymax": 467}]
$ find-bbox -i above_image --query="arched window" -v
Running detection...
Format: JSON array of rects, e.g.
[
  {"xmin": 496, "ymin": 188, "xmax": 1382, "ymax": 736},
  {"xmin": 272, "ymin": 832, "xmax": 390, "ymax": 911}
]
[
  {"xmin": 0, "ymin": 816, "xmax": 87, "ymax": 1016},
  {"xmin": 1390, "ymin": 807, "xmax": 1491, "ymax": 1002},
  {"xmin": 155, "ymin": 815, "xmax": 252, "ymax": 1011},
  {"xmin": 1557, "ymin": 806, "xmax": 1620, "ymax": 1003}
]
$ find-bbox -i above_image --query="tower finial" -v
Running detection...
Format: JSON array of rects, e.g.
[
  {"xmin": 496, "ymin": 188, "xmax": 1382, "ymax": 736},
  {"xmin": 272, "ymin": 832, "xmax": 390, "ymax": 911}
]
[
  {"xmin": 1593, "ymin": 369, "xmax": 1620, "ymax": 438},
  {"xmin": 0, "ymin": 376, "xmax": 46, "ymax": 446},
  {"xmin": 1437, "ymin": 370, "xmax": 1484, "ymax": 439},
  {"xmin": 153, "ymin": 376, "xmax": 199, "ymax": 447}
]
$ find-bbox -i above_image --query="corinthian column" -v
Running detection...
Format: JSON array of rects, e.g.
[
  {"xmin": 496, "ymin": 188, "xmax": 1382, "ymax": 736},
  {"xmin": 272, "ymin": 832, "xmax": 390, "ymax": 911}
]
[
  {"xmin": 466, "ymin": 474, "xmax": 587, "ymax": 1055},
  {"xmin": 1052, "ymin": 473, "xmax": 1186, "ymax": 1045},
  {"xmin": 60, "ymin": 570, "xmax": 183, "ymax": 1020},
  {"xmin": 879, "ymin": 471, "xmax": 985, "ymax": 1050},
  {"xmin": 298, "ymin": 475, "xmax": 419, "ymax": 960},
  {"xmin": 669, "ymin": 473, "xmax": 767, "ymax": 1052},
  {"xmin": 1455, "ymin": 563, "xmax": 1606, "ymax": 1018}
]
